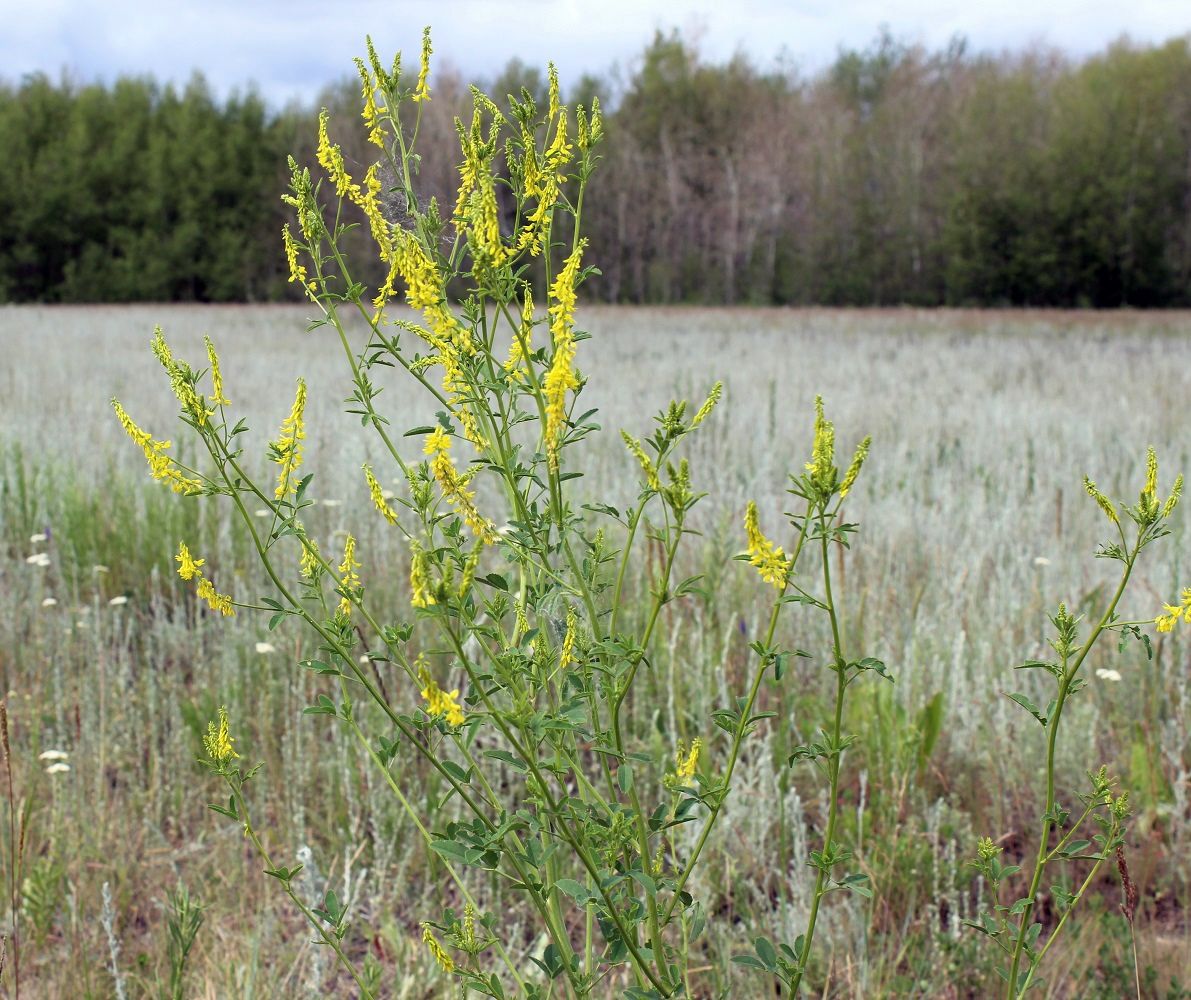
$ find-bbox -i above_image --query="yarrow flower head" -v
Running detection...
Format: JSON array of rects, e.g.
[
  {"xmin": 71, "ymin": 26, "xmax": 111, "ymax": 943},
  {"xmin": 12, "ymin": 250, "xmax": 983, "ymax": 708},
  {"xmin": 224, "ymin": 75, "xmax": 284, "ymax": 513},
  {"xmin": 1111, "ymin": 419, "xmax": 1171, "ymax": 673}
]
[{"xmin": 744, "ymin": 501, "xmax": 792, "ymax": 588}]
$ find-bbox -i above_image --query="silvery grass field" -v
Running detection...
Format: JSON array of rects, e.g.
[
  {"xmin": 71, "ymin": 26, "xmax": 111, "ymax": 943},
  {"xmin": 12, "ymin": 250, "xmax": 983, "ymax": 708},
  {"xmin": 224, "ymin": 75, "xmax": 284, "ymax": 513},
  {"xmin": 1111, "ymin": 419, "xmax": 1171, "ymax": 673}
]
[{"xmin": 1, "ymin": 303, "xmax": 1189, "ymax": 997}]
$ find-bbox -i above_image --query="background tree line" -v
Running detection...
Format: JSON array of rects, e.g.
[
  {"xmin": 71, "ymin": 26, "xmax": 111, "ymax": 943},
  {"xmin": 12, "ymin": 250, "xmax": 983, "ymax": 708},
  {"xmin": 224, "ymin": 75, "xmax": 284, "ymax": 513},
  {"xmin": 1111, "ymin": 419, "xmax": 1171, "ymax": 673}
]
[{"xmin": 2, "ymin": 30, "xmax": 1190, "ymax": 307}]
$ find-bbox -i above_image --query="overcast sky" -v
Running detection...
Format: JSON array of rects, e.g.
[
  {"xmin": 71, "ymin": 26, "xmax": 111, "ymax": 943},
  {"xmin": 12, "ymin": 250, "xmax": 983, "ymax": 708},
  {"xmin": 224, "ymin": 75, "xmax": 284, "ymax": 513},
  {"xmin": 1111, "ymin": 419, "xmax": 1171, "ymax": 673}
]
[{"xmin": 2, "ymin": 0, "xmax": 1188, "ymax": 108}]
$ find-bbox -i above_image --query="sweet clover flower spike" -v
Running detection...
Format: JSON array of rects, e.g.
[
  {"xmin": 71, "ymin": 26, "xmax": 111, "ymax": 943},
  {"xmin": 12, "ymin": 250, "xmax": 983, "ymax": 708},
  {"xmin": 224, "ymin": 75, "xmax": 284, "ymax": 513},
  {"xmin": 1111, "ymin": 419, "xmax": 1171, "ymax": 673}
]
[
  {"xmin": 196, "ymin": 577, "xmax": 235, "ymax": 617},
  {"xmin": 112, "ymin": 401, "xmax": 202, "ymax": 494},
  {"xmin": 202, "ymin": 706, "xmax": 239, "ymax": 768},
  {"xmin": 409, "ymin": 543, "xmax": 435, "ymax": 608},
  {"xmin": 690, "ymin": 381, "xmax": 723, "ymax": 429},
  {"xmin": 1164, "ymin": 474, "xmax": 1184, "ymax": 519},
  {"xmin": 1155, "ymin": 588, "xmax": 1191, "ymax": 633},
  {"xmin": 337, "ymin": 534, "xmax": 362, "ymax": 618},
  {"xmin": 840, "ymin": 435, "xmax": 872, "ymax": 498},
  {"xmin": 272, "ymin": 379, "xmax": 307, "ymax": 500},
  {"xmin": 1084, "ymin": 476, "xmax": 1119, "ymax": 524},
  {"xmin": 621, "ymin": 431, "xmax": 660, "ymax": 491},
  {"xmin": 559, "ymin": 605, "xmax": 578, "ymax": 668},
  {"xmin": 424, "ymin": 427, "xmax": 497, "ymax": 543},
  {"xmin": 544, "ymin": 242, "xmax": 585, "ymax": 470},
  {"xmin": 412, "ymin": 28, "xmax": 432, "ymax": 103},
  {"xmin": 299, "ymin": 537, "xmax": 321, "ymax": 579},
  {"xmin": 152, "ymin": 327, "xmax": 212, "ymax": 426},
  {"xmin": 282, "ymin": 225, "xmax": 313, "ymax": 292},
  {"xmin": 806, "ymin": 394, "xmax": 836, "ymax": 494},
  {"xmin": 421, "ymin": 923, "xmax": 453, "ymax": 973},
  {"xmin": 204, "ymin": 336, "xmax": 230, "ymax": 406},
  {"xmin": 356, "ymin": 60, "xmax": 385, "ymax": 147},
  {"xmin": 364, "ymin": 464, "xmax": 399, "ymax": 524},
  {"xmin": 315, "ymin": 109, "xmax": 361, "ymax": 200},
  {"xmin": 744, "ymin": 501, "xmax": 792, "ymax": 588}
]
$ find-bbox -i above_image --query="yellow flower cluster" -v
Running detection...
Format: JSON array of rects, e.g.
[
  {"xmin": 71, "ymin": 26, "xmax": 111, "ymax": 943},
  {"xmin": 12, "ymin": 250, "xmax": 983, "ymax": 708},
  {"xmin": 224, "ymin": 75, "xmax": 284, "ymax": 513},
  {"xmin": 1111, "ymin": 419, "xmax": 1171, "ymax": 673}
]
[
  {"xmin": 504, "ymin": 290, "xmax": 535, "ymax": 383},
  {"xmin": 690, "ymin": 381, "xmax": 723, "ymax": 429},
  {"xmin": 543, "ymin": 242, "xmax": 585, "ymax": 470},
  {"xmin": 273, "ymin": 379, "xmax": 307, "ymax": 500},
  {"xmin": 424, "ymin": 428, "xmax": 497, "ymax": 543},
  {"xmin": 363, "ymin": 463, "xmax": 398, "ymax": 524},
  {"xmin": 299, "ymin": 536, "xmax": 321, "ymax": 579},
  {"xmin": 355, "ymin": 60, "xmax": 386, "ymax": 147},
  {"xmin": 418, "ymin": 666, "xmax": 465, "ymax": 727},
  {"xmin": 337, "ymin": 533, "xmax": 361, "ymax": 618},
  {"xmin": 744, "ymin": 501, "xmax": 792, "ymax": 588},
  {"xmin": 202, "ymin": 706, "xmax": 239, "ymax": 767},
  {"xmin": 177, "ymin": 542, "xmax": 235, "ymax": 616},
  {"xmin": 112, "ymin": 401, "xmax": 202, "ymax": 494},
  {"xmin": 1156, "ymin": 588, "xmax": 1191, "ymax": 633}
]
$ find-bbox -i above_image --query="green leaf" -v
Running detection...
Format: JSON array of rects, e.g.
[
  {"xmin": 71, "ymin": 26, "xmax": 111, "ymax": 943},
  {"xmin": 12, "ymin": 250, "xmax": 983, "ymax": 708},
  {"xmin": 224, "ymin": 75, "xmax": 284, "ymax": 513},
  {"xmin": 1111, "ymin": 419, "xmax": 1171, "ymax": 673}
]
[
  {"xmin": 753, "ymin": 936, "xmax": 778, "ymax": 970},
  {"xmin": 1007, "ymin": 692, "xmax": 1047, "ymax": 726},
  {"xmin": 553, "ymin": 879, "xmax": 593, "ymax": 904},
  {"xmin": 430, "ymin": 840, "xmax": 472, "ymax": 864}
]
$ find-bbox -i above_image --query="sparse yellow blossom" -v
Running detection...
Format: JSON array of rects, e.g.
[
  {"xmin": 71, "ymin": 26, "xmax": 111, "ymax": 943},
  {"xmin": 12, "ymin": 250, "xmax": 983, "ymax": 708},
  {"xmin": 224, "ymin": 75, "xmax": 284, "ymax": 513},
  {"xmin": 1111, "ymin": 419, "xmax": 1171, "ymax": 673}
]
[
  {"xmin": 273, "ymin": 379, "xmax": 307, "ymax": 500},
  {"xmin": 202, "ymin": 706, "xmax": 239, "ymax": 767},
  {"xmin": 315, "ymin": 109, "xmax": 361, "ymax": 200},
  {"xmin": 299, "ymin": 536, "xmax": 321, "ymax": 579},
  {"xmin": 805, "ymin": 395, "xmax": 836, "ymax": 492},
  {"xmin": 282, "ymin": 224, "xmax": 313, "ymax": 292},
  {"xmin": 356, "ymin": 61, "xmax": 385, "ymax": 146},
  {"xmin": 745, "ymin": 501, "xmax": 792, "ymax": 588},
  {"xmin": 1164, "ymin": 474, "xmax": 1183, "ymax": 519}
]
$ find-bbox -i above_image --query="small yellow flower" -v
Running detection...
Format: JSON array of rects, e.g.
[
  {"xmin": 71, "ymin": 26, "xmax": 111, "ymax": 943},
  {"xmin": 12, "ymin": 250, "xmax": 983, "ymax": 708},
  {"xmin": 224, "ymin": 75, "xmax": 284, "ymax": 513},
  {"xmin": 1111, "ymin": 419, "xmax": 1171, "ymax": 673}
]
[
  {"xmin": 175, "ymin": 542, "xmax": 205, "ymax": 581},
  {"xmin": 690, "ymin": 382, "xmax": 723, "ymax": 429},
  {"xmin": 299, "ymin": 536, "xmax": 321, "ymax": 579},
  {"xmin": 805, "ymin": 395, "xmax": 836, "ymax": 492},
  {"xmin": 202, "ymin": 706, "xmax": 239, "ymax": 767},
  {"xmin": 424, "ymin": 429, "xmax": 497, "ymax": 543},
  {"xmin": 421, "ymin": 922, "xmax": 453, "ymax": 973},
  {"xmin": 744, "ymin": 501, "xmax": 792, "ymax": 588},
  {"xmin": 1163, "ymin": 473, "xmax": 1183, "ymax": 519},
  {"xmin": 282, "ymin": 224, "xmax": 313, "ymax": 292}
]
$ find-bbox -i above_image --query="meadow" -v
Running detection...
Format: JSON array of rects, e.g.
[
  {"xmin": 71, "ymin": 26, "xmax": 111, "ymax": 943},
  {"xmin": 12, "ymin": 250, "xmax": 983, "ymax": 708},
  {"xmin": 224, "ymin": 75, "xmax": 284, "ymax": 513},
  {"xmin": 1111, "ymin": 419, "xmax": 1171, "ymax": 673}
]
[{"xmin": 0, "ymin": 303, "xmax": 1189, "ymax": 997}]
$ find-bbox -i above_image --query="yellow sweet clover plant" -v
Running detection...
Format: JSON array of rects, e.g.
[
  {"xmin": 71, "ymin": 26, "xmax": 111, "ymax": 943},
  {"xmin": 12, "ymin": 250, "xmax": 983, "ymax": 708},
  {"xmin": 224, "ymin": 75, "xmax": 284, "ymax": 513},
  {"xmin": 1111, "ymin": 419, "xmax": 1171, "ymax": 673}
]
[{"xmin": 110, "ymin": 29, "xmax": 1186, "ymax": 1000}]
